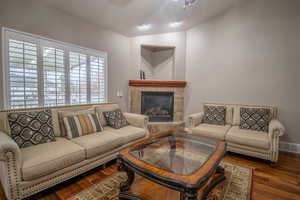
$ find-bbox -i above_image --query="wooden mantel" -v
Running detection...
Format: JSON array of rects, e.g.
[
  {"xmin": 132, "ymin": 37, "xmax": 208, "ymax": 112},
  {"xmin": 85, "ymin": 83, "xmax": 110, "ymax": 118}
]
[{"xmin": 129, "ymin": 80, "xmax": 187, "ymax": 87}]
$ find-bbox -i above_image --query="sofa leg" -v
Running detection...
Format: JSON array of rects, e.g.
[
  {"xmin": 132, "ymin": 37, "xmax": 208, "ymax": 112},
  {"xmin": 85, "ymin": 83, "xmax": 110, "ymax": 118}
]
[
  {"xmin": 269, "ymin": 161, "xmax": 278, "ymax": 167},
  {"xmin": 101, "ymin": 163, "xmax": 107, "ymax": 169}
]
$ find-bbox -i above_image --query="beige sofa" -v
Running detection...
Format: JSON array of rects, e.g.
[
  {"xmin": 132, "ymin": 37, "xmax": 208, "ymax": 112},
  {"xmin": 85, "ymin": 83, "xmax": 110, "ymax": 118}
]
[
  {"xmin": 0, "ymin": 103, "xmax": 149, "ymax": 200},
  {"xmin": 188, "ymin": 103, "xmax": 285, "ymax": 163}
]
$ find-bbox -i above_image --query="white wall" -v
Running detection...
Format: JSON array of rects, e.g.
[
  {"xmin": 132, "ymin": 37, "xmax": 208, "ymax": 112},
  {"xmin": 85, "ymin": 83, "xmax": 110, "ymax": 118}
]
[
  {"xmin": 130, "ymin": 32, "xmax": 186, "ymax": 80},
  {"xmin": 185, "ymin": 0, "xmax": 300, "ymax": 143},
  {"xmin": 0, "ymin": 0, "xmax": 131, "ymax": 110}
]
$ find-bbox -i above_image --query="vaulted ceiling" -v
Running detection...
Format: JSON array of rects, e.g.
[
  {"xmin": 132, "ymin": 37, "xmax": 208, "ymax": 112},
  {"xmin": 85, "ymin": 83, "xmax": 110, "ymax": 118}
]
[{"xmin": 42, "ymin": 0, "xmax": 243, "ymax": 37}]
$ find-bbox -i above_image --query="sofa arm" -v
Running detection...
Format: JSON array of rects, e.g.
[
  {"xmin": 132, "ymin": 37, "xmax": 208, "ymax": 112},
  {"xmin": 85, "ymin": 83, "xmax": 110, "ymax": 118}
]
[
  {"xmin": 268, "ymin": 119, "xmax": 285, "ymax": 162},
  {"xmin": 0, "ymin": 131, "xmax": 22, "ymax": 199},
  {"xmin": 0, "ymin": 132, "xmax": 21, "ymax": 163},
  {"xmin": 124, "ymin": 112, "xmax": 149, "ymax": 130},
  {"xmin": 187, "ymin": 112, "xmax": 204, "ymax": 129}
]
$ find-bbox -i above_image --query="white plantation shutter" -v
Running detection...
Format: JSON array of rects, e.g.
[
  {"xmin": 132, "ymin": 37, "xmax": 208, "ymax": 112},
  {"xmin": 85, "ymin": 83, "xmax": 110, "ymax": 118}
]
[
  {"xmin": 43, "ymin": 47, "xmax": 66, "ymax": 106},
  {"xmin": 8, "ymin": 39, "xmax": 39, "ymax": 109},
  {"xmin": 69, "ymin": 52, "xmax": 87, "ymax": 105},
  {"xmin": 90, "ymin": 56, "xmax": 106, "ymax": 103},
  {"xmin": 3, "ymin": 28, "xmax": 107, "ymax": 109}
]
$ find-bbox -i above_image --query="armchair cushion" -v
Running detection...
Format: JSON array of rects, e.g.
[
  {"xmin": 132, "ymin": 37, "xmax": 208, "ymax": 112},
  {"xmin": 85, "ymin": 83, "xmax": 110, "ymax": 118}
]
[
  {"xmin": 21, "ymin": 137, "xmax": 85, "ymax": 181},
  {"xmin": 233, "ymin": 105, "xmax": 277, "ymax": 126},
  {"xmin": 226, "ymin": 126, "xmax": 270, "ymax": 150},
  {"xmin": 202, "ymin": 105, "xmax": 226, "ymax": 126},
  {"xmin": 191, "ymin": 124, "xmax": 231, "ymax": 140},
  {"xmin": 240, "ymin": 107, "xmax": 271, "ymax": 132}
]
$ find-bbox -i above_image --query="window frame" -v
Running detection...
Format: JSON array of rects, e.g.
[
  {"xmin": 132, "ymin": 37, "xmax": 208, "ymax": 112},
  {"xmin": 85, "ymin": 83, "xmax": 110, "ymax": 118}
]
[{"xmin": 2, "ymin": 27, "xmax": 108, "ymax": 109}]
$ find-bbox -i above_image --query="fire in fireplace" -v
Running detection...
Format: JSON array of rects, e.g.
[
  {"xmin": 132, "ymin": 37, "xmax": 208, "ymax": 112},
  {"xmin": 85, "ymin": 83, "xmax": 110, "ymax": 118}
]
[{"xmin": 141, "ymin": 91, "xmax": 174, "ymax": 122}]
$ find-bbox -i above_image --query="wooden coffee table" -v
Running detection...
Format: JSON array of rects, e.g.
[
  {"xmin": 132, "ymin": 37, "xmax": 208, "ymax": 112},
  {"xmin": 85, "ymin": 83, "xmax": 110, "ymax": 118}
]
[{"xmin": 117, "ymin": 130, "xmax": 226, "ymax": 200}]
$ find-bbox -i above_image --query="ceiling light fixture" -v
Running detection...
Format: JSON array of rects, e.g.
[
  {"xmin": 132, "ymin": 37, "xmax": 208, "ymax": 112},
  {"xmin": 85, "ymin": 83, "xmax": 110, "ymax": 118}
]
[
  {"xmin": 184, "ymin": 0, "xmax": 198, "ymax": 8},
  {"xmin": 137, "ymin": 24, "xmax": 151, "ymax": 31},
  {"xmin": 173, "ymin": 0, "xmax": 198, "ymax": 8},
  {"xmin": 169, "ymin": 21, "xmax": 183, "ymax": 28}
]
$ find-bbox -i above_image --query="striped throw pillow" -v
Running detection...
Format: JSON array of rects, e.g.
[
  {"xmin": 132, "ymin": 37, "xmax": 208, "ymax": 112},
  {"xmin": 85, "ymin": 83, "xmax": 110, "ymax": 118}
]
[{"xmin": 63, "ymin": 113, "xmax": 103, "ymax": 139}]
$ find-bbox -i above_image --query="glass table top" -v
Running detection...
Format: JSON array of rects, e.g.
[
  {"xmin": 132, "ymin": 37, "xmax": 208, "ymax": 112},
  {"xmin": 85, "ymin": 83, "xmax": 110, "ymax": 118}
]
[{"xmin": 129, "ymin": 133, "xmax": 218, "ymax": 176}]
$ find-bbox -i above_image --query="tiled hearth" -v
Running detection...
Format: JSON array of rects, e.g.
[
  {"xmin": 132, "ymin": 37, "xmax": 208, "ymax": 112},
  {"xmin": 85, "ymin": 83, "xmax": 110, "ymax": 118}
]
[{"xmin": 129, "ymin": 80, "xmax": 187, "ymax": 134}]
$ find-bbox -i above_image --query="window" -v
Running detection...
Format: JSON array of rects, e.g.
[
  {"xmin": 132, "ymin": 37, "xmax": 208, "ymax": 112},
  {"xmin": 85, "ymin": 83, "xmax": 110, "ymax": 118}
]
[
  {"xmin": 90, "ymin": 56, "xmax": 106, "ymax": 103},
  {"xmin": 69, "ymin": 52, "xmax": 87, "ymax": 105},
  {"xmin": 43, "ymin": 47, "xmax": 65, "ymax": 106},
  {"xmin": 2, "ymin": 28, "xmax": 107, "ymax": 109},
  {"xmin": 8, "ymin": 39, "xmax": 39, "ymax": 109}
]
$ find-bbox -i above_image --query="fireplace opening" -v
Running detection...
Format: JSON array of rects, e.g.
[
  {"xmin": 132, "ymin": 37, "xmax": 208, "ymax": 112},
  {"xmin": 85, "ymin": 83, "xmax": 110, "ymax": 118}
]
[{"xmin": 141, "ymin": 91, "xmax": 174, "ymax": 122}]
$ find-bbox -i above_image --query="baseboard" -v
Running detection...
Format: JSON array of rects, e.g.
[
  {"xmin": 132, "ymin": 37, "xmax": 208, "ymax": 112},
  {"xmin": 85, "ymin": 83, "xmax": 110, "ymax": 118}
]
[{"xmin": 279, "ymin": 142, "xmax": 300, "ymax": 154}]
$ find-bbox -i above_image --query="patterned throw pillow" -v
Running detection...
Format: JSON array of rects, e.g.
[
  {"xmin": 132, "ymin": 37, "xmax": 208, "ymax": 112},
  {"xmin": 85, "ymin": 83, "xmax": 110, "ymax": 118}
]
[
  {"xmin": 63, "ymin": 113, "xmax": 103, "ymax": 139},
  {"xmin": 103, "ymin": 109, "xmax": 128, "ymax": 129},
  {"xmin": 202, "ymin": 106, "xmax": 226, "ymax": 126},
  {"xmin": 240, "ymin": 108, "xmax": 271, "ymax": 132},
  {"xmin": 7, "ymin": 110, "xmax": 56, "ymax": 148}
]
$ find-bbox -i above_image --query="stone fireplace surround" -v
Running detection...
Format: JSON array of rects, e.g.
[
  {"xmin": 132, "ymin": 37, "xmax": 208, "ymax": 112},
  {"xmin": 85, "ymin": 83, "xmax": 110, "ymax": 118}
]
[{"xmin": 129, "ymin": 80, "xmax": 187, "ymax": 133}]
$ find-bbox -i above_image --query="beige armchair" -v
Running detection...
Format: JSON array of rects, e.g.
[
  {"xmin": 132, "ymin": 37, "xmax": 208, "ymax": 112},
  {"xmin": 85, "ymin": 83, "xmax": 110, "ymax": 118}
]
[{"xmin": 188, "ymin": 103, "xmax": 285, "ymax": 162}]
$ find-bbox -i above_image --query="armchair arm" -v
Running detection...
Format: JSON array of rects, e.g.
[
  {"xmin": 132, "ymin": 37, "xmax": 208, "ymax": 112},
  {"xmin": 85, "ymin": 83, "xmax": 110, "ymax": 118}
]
[
  {"xmin": 123, "ymin": 112, "xmax": 149, "ymax": 133},
  {"xmin": 268, "ymin": 119, "xmax": 285, "ymax": 162},
  {"xmin": 269, "ymin": 119, "xmax": 285, "ymax": 138},
  {"xmin": 187, "ymin": 112, "xmax": 204, "ymax": 129},
  {"xmin": 0, "ymin": 131, "xmax": 22, "ymax": 199}
]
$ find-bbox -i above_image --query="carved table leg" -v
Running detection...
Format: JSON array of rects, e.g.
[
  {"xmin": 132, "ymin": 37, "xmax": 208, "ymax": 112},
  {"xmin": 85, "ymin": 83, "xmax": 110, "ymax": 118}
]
[
  {"xmin": 118, "ymin": 159, "xmax": 135, "ymax": 192},
  {"xmin": 119, "ymin": 193, "xmax": 144, "ymax": 200},
  {"xmin": 180, "ymin": 189, "xmax": 198, "ymax": 200},
  {"xmin": 200, "ymin": 166, "xmax": 226, "ymax": 200},
  {"xmin": 117, "ymin": 159, "xmax": 143, "ymax": 200}
]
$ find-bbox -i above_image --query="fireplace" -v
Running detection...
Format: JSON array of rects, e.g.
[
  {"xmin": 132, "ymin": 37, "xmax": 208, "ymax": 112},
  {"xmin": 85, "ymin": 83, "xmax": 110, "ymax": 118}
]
[{"xmin": 141, "ymin": 91, "xmax": 174, "ymax": 122}]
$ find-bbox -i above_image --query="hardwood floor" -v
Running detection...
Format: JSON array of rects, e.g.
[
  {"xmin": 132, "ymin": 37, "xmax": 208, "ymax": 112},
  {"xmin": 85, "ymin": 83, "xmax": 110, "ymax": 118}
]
[{"xmin": 1, "ymin": 152, "xmax": 300, "ymax": 200}]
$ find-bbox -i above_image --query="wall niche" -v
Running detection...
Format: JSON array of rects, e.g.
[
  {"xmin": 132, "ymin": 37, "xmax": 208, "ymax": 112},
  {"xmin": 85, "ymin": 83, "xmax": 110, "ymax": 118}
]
[{"xmin": 140, "ymin": 45, "xmax": 175, "ymax": 80}]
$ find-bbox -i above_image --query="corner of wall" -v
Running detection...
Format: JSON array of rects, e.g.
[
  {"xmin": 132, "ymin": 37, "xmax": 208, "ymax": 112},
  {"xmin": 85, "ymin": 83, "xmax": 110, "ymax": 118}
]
[{"xmin": 0, "ymin": 26, "xmax": 4, "ymax": 110}]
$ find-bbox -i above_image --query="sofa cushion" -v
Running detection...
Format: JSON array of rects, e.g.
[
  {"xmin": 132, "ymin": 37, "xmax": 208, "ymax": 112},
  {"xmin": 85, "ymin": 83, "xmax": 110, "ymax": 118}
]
[
  {"xmin": 7, "ymin": 110, "xmax": 56, "ymax": 148},
  {"xmin": 226, "ymin": 126, "xmax": 270, "ymax": 150},
  {"xmin": 21, "ymin": 137, "xmax": 85, "ymax": 181},
  {"xmin": 94, "ymin": 104, "xmax": 120, "ymax": 126},
  {"xmin": 63, "ymin": 113, "xmax": 103, "ymax": 139},
  {"xmin": 204, "ymin": 103, "xmax": 233, "ymax": 124},
  {"xmin": 71, "ymin": 131, "xmax": 123, "ymax": 158},
  {"xmin": 103, "ymin": 109, "xmax": 128, "ymax": 129},
  {"xmin": 191, "ymin": 124, "xmax": 231, "ymax": 141},
  {"xmin": 240, "ymin": 107, "xmax": 270, "ymax": 132},
  {"xmin": 202, "ymin": 105, "xmax": 226, "ymax": 126},
  {"xmin": 105, "ymin": 126, "xmax": 147, "ymax": 144},
  {"xmin": 58, "ymin": 108, "xmax": 95, "ymax": 137}
]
